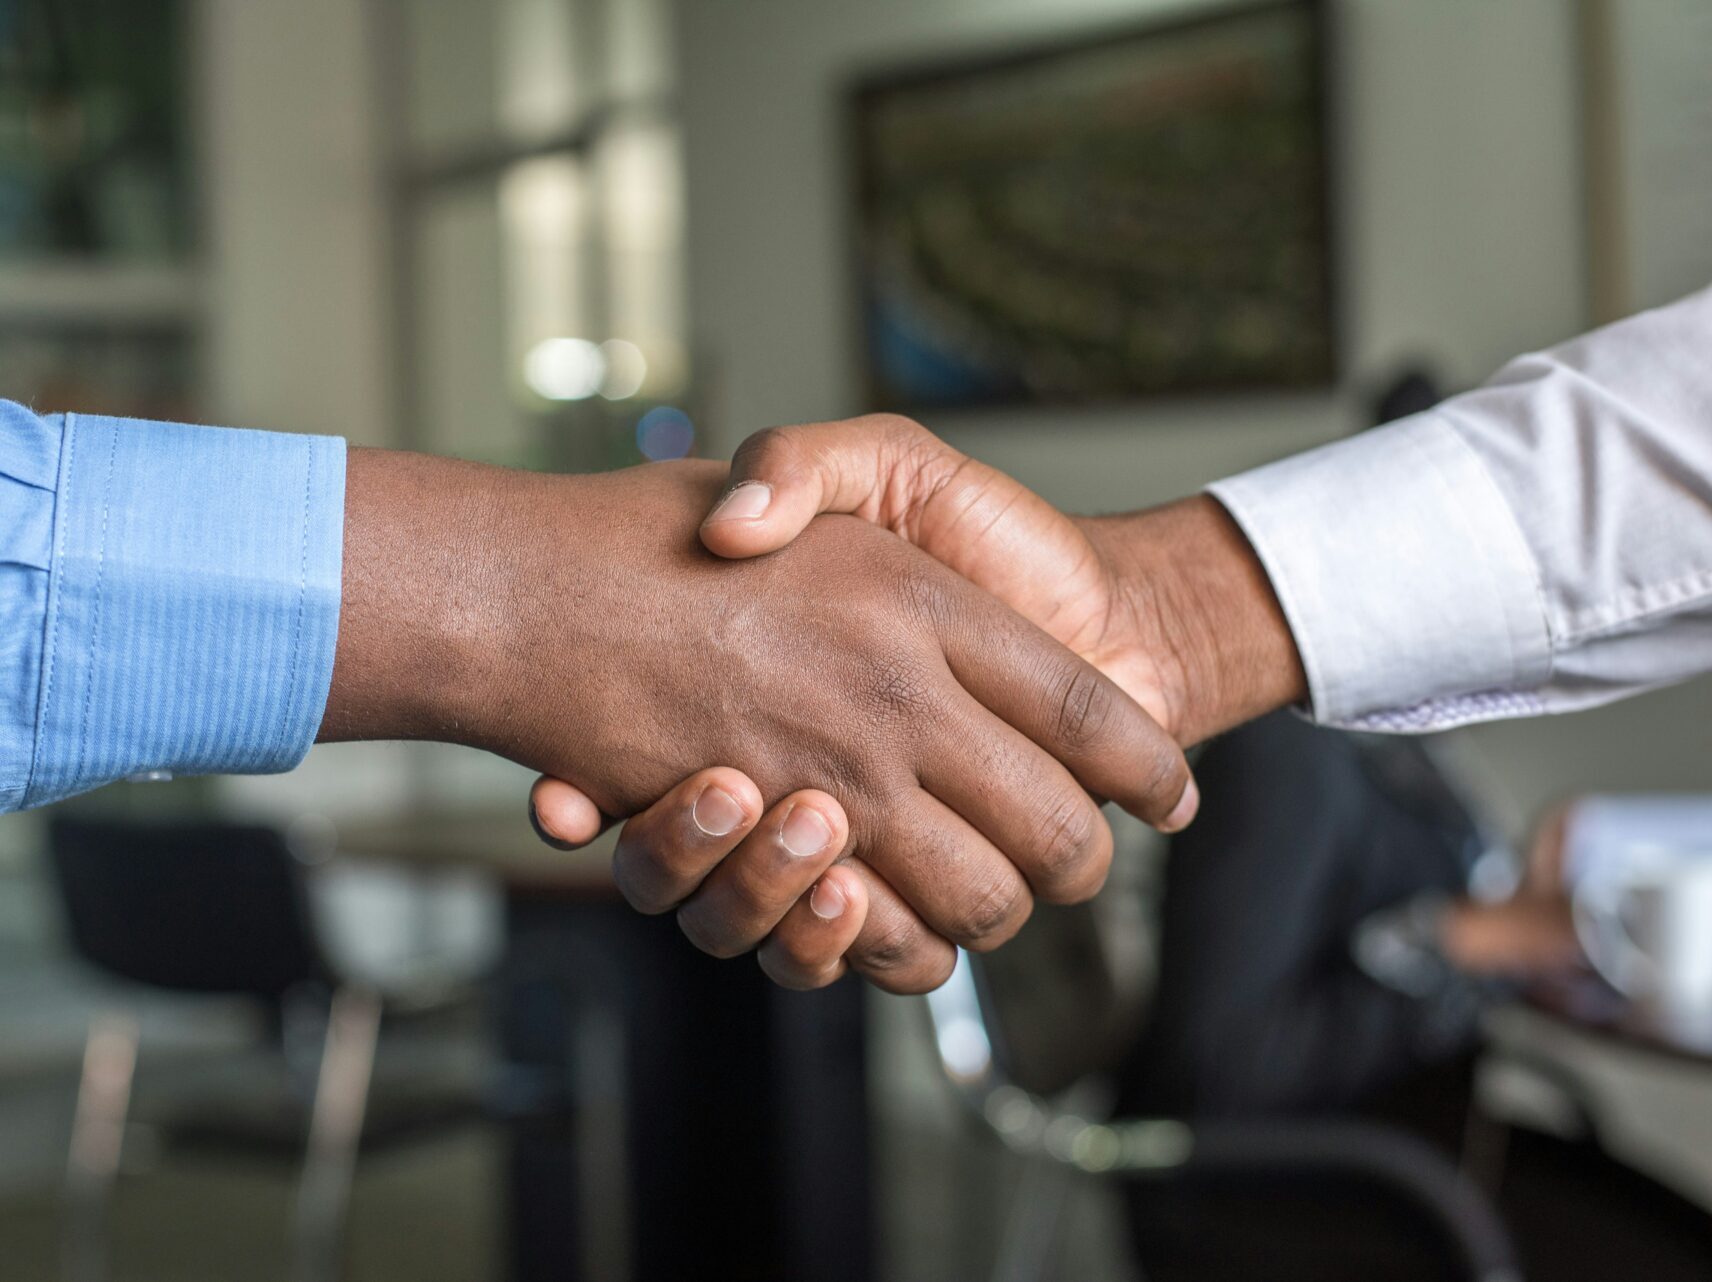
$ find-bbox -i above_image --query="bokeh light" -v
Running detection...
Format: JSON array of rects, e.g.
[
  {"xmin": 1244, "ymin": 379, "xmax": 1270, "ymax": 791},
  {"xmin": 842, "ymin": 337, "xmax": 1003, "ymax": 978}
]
[
  {"xmin": 524, "ymin": 337, "xmax": 605, "ymax": 401},
  {"xmin": 635, "ymin": 406, "xmax": 696, "ymax": 460},
  {"xmin": 598, "ymin": 339, "xmax": 648, "ymax": 400}
]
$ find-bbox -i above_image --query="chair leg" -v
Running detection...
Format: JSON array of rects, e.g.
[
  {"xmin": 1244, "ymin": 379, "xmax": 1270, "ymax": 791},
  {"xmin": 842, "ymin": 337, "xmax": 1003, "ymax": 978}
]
[
  {"xmin": 64, "ymin": 1013, "xmax": 139, "ymax": 1282},
  {"xmin": 292, "ymin": 986, "xmax": 382, "ymax": 1282}
]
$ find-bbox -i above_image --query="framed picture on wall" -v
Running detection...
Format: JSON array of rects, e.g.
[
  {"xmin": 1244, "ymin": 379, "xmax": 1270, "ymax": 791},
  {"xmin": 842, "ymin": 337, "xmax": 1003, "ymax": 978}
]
[{"xmin": 848, "ymin": 0, "xmax": 1337, "ymax": 411}]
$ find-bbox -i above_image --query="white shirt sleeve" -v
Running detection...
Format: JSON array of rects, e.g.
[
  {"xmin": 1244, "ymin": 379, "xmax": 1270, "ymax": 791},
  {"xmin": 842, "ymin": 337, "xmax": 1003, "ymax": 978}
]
[{"xmin": 1207, "ymin": 284, "xmax": 1712, "ymax": 732}]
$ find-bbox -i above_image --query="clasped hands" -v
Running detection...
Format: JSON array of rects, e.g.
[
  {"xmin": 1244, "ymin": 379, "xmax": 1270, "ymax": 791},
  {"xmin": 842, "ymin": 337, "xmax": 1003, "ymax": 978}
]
[
  {"xmin": 511, "ymin": 415, "xmax": 1306, "ymax": 993},
  {"xmin": 323, "ymin": 416, "xmax": 1300, "ymax": 992}
]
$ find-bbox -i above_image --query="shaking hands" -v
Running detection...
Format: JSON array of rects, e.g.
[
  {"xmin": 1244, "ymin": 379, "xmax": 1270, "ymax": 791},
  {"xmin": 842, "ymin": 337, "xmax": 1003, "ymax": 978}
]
[{"xmin": 524, "ymin": 415, "xmax": 1307, "ymax": 992}]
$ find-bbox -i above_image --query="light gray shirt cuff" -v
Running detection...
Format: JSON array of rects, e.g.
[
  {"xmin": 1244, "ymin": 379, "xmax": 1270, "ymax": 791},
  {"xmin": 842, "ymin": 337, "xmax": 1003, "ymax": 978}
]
[{"xmin": 1207, "ymin": 412, "xmax": 1552, "ymax": 730}]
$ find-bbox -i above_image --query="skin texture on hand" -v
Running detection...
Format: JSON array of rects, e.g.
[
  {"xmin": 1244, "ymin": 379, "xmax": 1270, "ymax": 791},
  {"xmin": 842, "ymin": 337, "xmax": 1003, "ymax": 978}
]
[
  {"xmin": 695, "ymin": 415, "xmax": 1306, "ymax": 744},
  {"xmin": 323, "ymin": 447, "xmax": 1195, "ymax": 992},
  {"xmin": 700, "ymin": 417, "xmax": 1174, "ymax": 729},
  {"xmin": 1076, "ymin": 494, "xmax": 1309, "ymax": 746},
  {"xmin": 533, "ymin": 415, "xmax": 1309, "ymax": 989}
]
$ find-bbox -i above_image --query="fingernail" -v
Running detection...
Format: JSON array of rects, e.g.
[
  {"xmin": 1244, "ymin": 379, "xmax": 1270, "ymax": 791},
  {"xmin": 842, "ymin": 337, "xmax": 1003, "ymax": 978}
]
[
  {"xmin": 1161, "ymin": 777, "xmax": 1200, "ymax": 833},
  {"xmin": 810, "ymin": 878, "xmax": 846, "ymax": 920},
  {"xmin": 781, "ymin": 804, "xmax": 834, "ymax": 857},
  {"xmin": 528, "ymin": 801, "xmax": 576, "ymax": 852},
  {"xmin": 705, "ymin": 482, "xmax": 771, "ymax": 523},
  {"xmin": 692, "ymin": 785, "xmax": 746, "ymax": 837}
]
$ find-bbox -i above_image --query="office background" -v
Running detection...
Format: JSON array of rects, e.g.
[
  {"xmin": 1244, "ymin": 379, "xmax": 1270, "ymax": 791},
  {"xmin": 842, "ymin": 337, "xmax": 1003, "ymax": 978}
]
[{"xmin": 1, "ymin": 1, "xmax": 1711, "ymax": 1278}]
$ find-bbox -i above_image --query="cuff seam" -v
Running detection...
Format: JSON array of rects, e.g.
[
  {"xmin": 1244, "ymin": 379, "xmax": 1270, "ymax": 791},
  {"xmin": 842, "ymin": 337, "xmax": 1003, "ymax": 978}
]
[
  {"xmin": 1435, "ymin": 408, "xmax": 1555, "ymax": 690},
  {"xmin": 24, "ymin": 414, "xmax": 76, "ymax": 807},
  {"xmin": 278, "ymin": 434, "xmax": 317, "ymax": 763},
  {"xmin": 1203, "ymin": 484, "xmax": 1331, "ymax": 722},
  {"xmin": 70, "ymin": 419, "xmax": 120, "ymax": 793},
  {"xmin": 1558, "ymin": 566, "xmax": 1712, "ymax": 642}
]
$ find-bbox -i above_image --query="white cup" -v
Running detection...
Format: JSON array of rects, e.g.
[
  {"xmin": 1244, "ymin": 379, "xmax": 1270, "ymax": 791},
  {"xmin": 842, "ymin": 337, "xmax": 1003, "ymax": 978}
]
[{"xmin": 1575, "ymin": 853, "xmax": 1712, "ymax": 1026}]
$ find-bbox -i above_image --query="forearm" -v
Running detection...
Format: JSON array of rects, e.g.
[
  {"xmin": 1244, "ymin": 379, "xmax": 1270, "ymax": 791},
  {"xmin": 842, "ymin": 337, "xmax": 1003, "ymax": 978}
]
[{"xmin": 1078, "ymin": 497, "xmax": 1306, "ymax": 746}]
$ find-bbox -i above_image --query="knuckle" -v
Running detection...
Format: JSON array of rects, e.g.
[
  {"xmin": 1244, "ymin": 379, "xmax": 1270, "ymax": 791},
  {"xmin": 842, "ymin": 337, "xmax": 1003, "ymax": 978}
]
[
  {"xmin": 861, "ymin": 413, "xmax": 973, "ymax": 541},
  {"xmin": 1028, "ymin": 794, "xmax": 1103, "ymax": 900},
  {"xmin": 767, "ymin": 922, "xmax": 840, "ymax": 978},
  {"xmin": 1051, "ymin": 830, "xmax": 1113, "ymax": 905},
  {"xmin": 759, "ymin": 948, "xmax": 836, "ymax": 991},
  {"xmin": 675, "ymin": 903, "xmax": 747, "ymax": 960},
  {"xmin": 819, "ymin": 746, "xmax": 882, "ymax": 801},
  {"xmin": 862, "ymin": 411, "xmax": 925, "ymax": 435},
  {"xmin": 953, "ymin": 874, "xmax": 1033, "ymax": 952},
  {"xmin": 611, "ymin": 850, "xmax": 676, "ymax": 916},
  {"xmin": 874, "ymin": 948, "xmax": 957, "ymax": 996},
  {"xmin": 732, "ymin": 424, "xmax": 798, "ymax": 474},
  {"xmin": 1050, "ymin": 666, "xmax": 1115, "ymax": 754},
  {"xmin": 856, "ymin": 911, "xmax": 923, "ymax": 976},
  {"xmin": 861, "ymin": 412, "xmax": 932, "ymax": 454},
  {"xmin": 863, "ymin": 652, "xmax": 934, "ymax": 723},
  {"xmin": 769, "ymin": 922, "xmax": 825, "ymax": 971},
  {"xmin": 1137, "ymin": 741, "xmax": 1188, "ymax": 817},
  {"xmin": 890, "ymin": 552, "xmax": 949, "ymax": 626},
  {"xmin": 729, "ymin": 861, "xmax": 797, "ymax": 923}
]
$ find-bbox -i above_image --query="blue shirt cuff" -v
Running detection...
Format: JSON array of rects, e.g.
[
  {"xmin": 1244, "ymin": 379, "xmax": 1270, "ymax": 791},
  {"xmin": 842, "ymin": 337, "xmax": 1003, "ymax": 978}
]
[{"xmin": 21, "ymin": 410, "xmax": 345, "ymax": 808}]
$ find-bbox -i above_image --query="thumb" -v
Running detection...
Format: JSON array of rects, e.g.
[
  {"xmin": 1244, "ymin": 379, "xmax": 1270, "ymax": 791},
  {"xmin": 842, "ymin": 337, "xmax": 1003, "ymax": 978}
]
[
  {"xmin": 528, "ymin": 776, "xmax": 610, "ymax": 850},
  {"xmin": 699, "ymin": 414, "xmax": 969, "ymax": 559}
]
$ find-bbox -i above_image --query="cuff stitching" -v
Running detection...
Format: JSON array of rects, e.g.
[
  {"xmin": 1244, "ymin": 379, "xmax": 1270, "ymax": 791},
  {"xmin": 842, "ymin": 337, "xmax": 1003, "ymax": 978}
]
[
  {"xmin": 278, "ymin": 440, "xmax": 315, "ymax": 762},
  {"xmin": 71, "ymin": 423, "xmax": 120, "ymax": 790},
  {"xmin": 1558, "ymin": 566, "xmax": 1712, "ymax": 642},
  {"xmin": 25, "ymin": 415, "xmax": 76, "ymax": 805}
]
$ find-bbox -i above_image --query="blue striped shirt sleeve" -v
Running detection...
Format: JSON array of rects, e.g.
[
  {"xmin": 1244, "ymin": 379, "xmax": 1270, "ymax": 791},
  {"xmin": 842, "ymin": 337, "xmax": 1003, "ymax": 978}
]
[{"xmin": 0, "ymin": 400, "xmax": 346, "ymax": 810}]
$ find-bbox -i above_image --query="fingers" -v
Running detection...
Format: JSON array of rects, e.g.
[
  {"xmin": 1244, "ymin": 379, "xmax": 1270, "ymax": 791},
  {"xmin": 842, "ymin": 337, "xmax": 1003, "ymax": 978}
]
[
  {"xmin": 675, "ymin": 790, "xmax": 851, "ymax": 958},
  {"xmin": 917, "ymin": 698, "xmax": 1116, "ymax": 905},
  {"xmin": 854, "ymin": 788, "xmax": 1036, "ymax": 952},
  {"xmin": 529, "ymin": 776, "xmax": 609, "ymax": 850},
  {"xmin": 743, "ymin": 853, "xmax": 963, "ymax": 996},
  {"xmin": 610, "ymin": 768, "xmax": 764, "ymax": 913},
  {"xmin": 700, "ymin": 413, "xmax": 973, "ymax": 560},
  {"xmin": 603, "ymin": 767, "xmax": 864, "ymax": 986},
  {"xmin": 599, "ymin": 766, "xmax": 959, "ymax": 994},
  {"xmin": 934, "ymin": 591, "xmax": 1198, "ymax": 833},
  {"xmin": 756, "ymin": 863, "xmax": 869, "ymax": 990},
  {"xmin": 841, "ymin": 860, "xmax": 959, "ymax": 994},
  {"xmin": 601, "ymin": 768, "xmax": 954, "ymax": 993}
]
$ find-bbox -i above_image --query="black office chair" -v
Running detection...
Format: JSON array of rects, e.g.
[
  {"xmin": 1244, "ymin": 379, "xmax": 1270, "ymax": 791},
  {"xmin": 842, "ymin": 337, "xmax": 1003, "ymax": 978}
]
[
  {"xmin": 48, "ymin": 816, "xmax": 486, "ymax": 1282},
  {"xmin": 924, "ymin": 939, "xmax": 1521, "ymax": 1282}
]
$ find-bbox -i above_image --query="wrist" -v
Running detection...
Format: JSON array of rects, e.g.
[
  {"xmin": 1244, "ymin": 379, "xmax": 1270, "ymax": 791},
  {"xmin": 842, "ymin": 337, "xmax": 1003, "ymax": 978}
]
[
  {"xmin": 1077, "ymin": 496, "xmax": 1306, "ymax": 745},
  {"xmin": 320, "ymin": 447, "xmax": 550, "ymax": 749}
]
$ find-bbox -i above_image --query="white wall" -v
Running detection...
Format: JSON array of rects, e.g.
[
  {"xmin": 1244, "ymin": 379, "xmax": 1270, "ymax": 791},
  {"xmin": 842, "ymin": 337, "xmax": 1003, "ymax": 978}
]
[
  {"xmin": 197, "ymin": 0, "xmax": 393, "ymax": 446},
  {"xmin": 672, "ymin": 0, "xmax": 1712, "ymax": 828}
]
